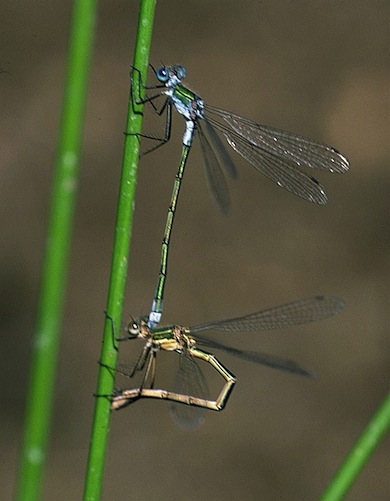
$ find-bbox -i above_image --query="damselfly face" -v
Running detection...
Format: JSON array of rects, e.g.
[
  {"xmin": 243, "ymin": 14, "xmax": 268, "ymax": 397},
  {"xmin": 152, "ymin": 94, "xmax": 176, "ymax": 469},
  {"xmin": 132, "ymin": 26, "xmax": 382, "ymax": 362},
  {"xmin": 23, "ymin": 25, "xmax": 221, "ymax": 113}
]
[
  {"xmin": 124, "ymin": 317, "xmax": 151, "ymax": 341},
  {"xmin": 156, "ymin": 65, "xmax": 187, "ymax": 86},
  {"xmin": 125, "ymin": 320, "xmax": 140, "ymax": 339}
]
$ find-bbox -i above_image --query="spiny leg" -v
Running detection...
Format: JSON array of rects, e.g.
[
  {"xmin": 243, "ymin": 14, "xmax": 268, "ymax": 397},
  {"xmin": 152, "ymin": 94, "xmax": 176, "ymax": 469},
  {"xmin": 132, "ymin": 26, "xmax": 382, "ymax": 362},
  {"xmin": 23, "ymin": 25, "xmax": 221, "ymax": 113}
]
[
  {"xmin": 115, "ymin": 343, "xmax": 152, "ymax": 380},
  {"xmin": 110, "ymin": 353, "xmax": 150, "ymax": 411},
  {"xmin": 139, "ymin": 99, "xmax": 172, "ymax": 155},
  {"xmin": 103, "ymin": 310, "xmax": 120, "ymax": 351},
  {"xmin": 130, "ymin": 65, "xmax": 166, "ymax": 108},
  {"xmin": 128, "ymin": 66, "xmax": 173, "ymax": 153},
  {"xmin": 114, "ymin": 347, "xmax": 237, "ymax": 413},
  {"xmin": 110, "ymin": 348, "xmax": 157, "ymax": 411},
  {"xmin": 93, "ymin": 362, "xmax": 124, "ymax": 403},
  {"xmin": 141, "ymin": 347, "xmax": 157, "ymax": 390}
]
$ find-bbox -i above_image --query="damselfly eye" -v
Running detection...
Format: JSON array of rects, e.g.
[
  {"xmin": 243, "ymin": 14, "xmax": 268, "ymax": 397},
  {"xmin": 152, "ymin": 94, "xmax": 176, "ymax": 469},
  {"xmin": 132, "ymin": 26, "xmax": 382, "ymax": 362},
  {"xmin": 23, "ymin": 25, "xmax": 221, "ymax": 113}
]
[
  {"xmin": 156, "ymin": 67, "xmax": 169, "ymax": 83},
  {"xmin": 127, "ymin": 322, "xmax": 139, "ymax": 338},
  {"xmin": 175, "ymin": 66, "xmax": 186, "ymax": 80}
]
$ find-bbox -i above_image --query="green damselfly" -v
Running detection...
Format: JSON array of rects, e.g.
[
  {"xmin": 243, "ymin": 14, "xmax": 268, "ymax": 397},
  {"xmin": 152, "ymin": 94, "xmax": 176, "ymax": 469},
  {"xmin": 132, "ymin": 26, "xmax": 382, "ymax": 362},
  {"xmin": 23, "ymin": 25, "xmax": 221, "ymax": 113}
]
[
  {"xmin": 112, "ymin": 295, "xmax": 345, "ymax": 429},
  {"xmin": 132, "ymin": 66, "xmax": 350, "ymax": 328}
]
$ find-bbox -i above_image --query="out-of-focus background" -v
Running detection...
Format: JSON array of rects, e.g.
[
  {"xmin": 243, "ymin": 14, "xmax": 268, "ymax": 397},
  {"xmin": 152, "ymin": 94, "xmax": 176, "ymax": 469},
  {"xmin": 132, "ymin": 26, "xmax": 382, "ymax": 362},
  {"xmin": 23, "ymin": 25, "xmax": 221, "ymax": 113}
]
[{"xmin": 2, "ymin": 1, "xmax": 388, "ymax": 500}]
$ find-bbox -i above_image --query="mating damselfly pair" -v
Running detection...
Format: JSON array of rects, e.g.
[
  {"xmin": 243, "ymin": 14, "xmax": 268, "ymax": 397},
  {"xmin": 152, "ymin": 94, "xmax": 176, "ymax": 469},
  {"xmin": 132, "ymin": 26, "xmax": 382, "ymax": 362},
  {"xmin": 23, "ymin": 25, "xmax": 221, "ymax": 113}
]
[{"xmin": 105, "ymin": 64, "xmax": 348, "ymax": 427}]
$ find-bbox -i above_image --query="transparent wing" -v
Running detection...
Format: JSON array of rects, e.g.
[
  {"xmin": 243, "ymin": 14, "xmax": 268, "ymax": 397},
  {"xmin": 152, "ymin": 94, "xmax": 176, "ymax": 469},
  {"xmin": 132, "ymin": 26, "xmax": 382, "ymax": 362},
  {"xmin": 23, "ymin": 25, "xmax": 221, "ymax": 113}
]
[
  {"xmin": 201, "ymin": 118, "xmax": 238, "ymax": 179},
  {"xmin": 197, "ymin": 121, "xmax": 231, "ymax": 214},
  {"xmin": 190, "ymin": 296, "xmax": 345, "ymax": 334},
  {"xmin": 193, "ymin": 336, "xmax": 312, "ymax": 377},
  {"xmin": 170, "ymin": 350, "xmax": 209, "ymax": 430},
  {"xmin": 222, "ymin": 128, "xmax": 328, "ymax": 204},
  {"xmin": 205, "ymin": 105, "xmax": 350, "ymax": 173}
]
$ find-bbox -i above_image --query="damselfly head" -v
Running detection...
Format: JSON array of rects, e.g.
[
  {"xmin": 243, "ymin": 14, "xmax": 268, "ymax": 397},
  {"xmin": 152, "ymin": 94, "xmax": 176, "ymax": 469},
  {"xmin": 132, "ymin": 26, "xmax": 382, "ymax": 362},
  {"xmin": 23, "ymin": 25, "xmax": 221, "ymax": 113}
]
[
  {"xmin": 126, "ymin": 320, "xmax": 140, "ymax": 339},
  {"xmin": 156, "ymin": 65, "xmax": 186, "ymax": 85},
  {"xmin": 173, "ymin": 65, "xmax": 186, "ymax": 80},
  {"xmin": 156, "ymin": 67, "xmax": 169, "ymax": 83}
]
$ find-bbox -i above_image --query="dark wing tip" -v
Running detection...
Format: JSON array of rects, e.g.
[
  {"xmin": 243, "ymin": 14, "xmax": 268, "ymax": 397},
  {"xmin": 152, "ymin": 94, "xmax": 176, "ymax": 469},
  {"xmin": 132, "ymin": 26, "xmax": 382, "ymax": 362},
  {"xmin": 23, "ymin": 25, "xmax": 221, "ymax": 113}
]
[{"xmin": 314, "ymin": 295, "xmax": 346, "ymax": 314}]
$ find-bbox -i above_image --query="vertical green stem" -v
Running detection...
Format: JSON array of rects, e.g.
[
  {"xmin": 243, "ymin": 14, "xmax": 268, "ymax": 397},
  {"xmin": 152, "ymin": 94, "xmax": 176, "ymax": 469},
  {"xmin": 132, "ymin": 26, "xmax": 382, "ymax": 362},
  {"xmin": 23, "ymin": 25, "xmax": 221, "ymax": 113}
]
[
  {"xmin": 83, "ymin": 1, "xmax": 156, "ymax": 500},
  {"xmin": 320, "ymin": 392, "xmax": 390, "ymax": 501},
  {"xmin": 16, "ymin": 1, "xmax": 98, "ymax": 500}
]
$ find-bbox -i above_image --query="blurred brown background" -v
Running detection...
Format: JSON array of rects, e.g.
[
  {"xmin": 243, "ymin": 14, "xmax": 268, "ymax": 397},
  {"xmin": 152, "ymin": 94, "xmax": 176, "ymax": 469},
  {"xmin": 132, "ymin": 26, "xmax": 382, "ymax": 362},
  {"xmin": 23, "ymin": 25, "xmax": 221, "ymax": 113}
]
[{"xmin": 1, "ymin": 1, "xmax": 389, "ymax": 500}]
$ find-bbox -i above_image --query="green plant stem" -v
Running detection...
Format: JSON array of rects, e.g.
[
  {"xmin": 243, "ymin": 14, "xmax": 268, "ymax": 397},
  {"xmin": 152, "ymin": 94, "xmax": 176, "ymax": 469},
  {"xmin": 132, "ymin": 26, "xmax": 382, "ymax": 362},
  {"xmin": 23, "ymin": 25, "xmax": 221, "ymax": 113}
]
[
  {"xmin": 320, "ymin": 391, "xmax": 390, "ymax": 501},
  {"xmin": 83, "ymin": 2, "xmax": 156, "ymax": 499},
  {"xmin": 16, "ymin": 2, "xmax": 98, "ymax": 500}
]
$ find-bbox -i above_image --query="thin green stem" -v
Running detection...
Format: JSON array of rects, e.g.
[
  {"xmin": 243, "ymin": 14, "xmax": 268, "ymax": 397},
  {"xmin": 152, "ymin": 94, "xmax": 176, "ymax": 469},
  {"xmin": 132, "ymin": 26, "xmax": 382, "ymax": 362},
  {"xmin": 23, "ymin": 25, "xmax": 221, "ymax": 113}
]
[
  {"xmin": 320, "ymin": 392, "xmax": 390, "ymax": 501},
  {"xmin": 16, "ymin": 2, "xmax": 98, "ymax": 500},
  {"xmin": 83, "ymin": 1, "xmax": 156, "ymax": 500}
]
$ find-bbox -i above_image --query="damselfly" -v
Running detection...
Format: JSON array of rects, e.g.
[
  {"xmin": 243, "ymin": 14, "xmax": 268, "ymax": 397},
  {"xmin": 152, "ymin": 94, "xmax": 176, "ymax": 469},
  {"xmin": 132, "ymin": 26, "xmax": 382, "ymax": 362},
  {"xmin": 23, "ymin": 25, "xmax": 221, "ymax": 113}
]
[
  {"xmin": 132, "ymin": 65, "xmax": 350, "ymax": 328},
  {"xmin": 111, "ymin": 295, "xmax": 344, "ymax": 429}
]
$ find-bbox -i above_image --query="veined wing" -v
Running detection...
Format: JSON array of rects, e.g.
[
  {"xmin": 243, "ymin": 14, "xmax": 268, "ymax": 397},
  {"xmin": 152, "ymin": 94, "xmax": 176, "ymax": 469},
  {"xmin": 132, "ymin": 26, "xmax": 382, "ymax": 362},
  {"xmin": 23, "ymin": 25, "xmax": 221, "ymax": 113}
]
[
  {"xmin": 170, "ymin": 350, "xmax": 209, "ymax": 430},
  {"xmin": 197, "ymin": 121, "xmax": 231, "ymax": 214},
  {"xmin": 201, "ymin": 118, "xmax": 238, "ymax": 179},
  {"xmin": 223, "ymin": 127, "xmax": 328, "ymax": 204},
  {"xmin": 205, "ymin": 105, "xmax": 350, "ymax": 173},
  {"xmin": 193, "ymin": 335, "xmax": 312, "ymax": 377},
  {"xmin": 204, "ymin": 111, "xmax": 329, "ymax": 204},
  {"xmin": 190, "ymin": 296, "xmax": 345, "ymax": 334}
]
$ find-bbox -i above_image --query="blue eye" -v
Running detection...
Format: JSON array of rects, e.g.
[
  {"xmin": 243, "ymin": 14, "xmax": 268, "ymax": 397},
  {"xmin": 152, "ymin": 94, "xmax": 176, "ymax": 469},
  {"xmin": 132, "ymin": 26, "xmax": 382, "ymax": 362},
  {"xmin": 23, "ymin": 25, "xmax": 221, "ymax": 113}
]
[
  {"xmin": 175, "ymin": 66, "xmax": 186, "ymax": 80},
  {"xmin": 156, "ymin": 67, "xmax": 169, "ymax": 82}
]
